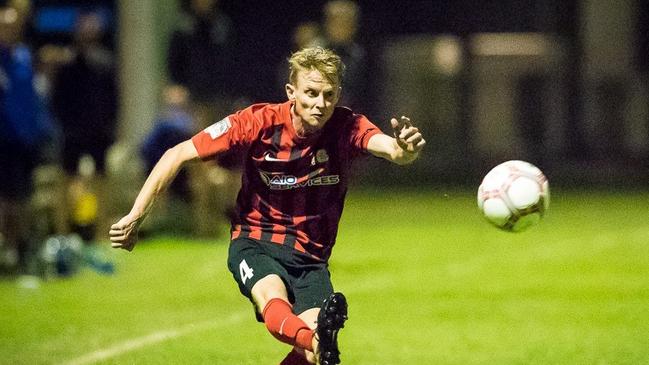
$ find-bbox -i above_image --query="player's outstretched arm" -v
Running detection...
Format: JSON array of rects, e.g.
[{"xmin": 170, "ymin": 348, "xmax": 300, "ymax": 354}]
[
  {"xmin": 109, "ymin": 140, "xmax": 200, "ymax": 251},
  {"xmin": 367, "ymin": 116, "xmax": 426, "ymax": 165}
]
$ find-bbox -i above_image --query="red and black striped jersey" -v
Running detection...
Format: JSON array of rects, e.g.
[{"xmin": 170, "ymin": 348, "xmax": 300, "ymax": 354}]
[{"xmin": 191, "ymin": 101, "xmax": 382, "ymax": 261}]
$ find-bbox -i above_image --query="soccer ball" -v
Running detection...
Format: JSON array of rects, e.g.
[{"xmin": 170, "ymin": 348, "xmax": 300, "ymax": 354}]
[{"xmin": 477, "ymin": 160, "xmax": 549, "ymax": 232}]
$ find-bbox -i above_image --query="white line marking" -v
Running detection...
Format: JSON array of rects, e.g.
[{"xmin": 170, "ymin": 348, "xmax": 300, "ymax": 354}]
[
  {"xmin": 65, "ymin": 275, "xmax": 401, "ymax": 365},
  {"xmin": 64, "ymin": 312, "xmax": 247, "ymax": 365}
]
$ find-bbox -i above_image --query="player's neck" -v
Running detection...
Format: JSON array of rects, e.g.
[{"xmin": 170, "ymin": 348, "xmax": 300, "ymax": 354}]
[{"xmin": 291, "ymin": 105, "xmax": 318, "ymax": 138}]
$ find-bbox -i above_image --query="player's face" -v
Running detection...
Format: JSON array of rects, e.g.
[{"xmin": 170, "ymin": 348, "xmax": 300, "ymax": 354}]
[{"xmin": 286, "ymin": 68, "xmax": 341, "ymax": 133}]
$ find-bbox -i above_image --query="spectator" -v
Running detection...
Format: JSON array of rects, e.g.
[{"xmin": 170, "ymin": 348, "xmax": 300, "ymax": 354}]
[
  {"xmin": 167, "ymin": 0, "xmax": 238, "ymax": 127},
  {"xmin": 34, "ymin": 44, "xmax": 71, "ymax": 167},
  {"xmin": 276, "ymin": 21, "xmax": 325, "ymax": 95},
  {"xmin": 168, "ymin": 0, "xmax": 245, "ymax": 237},
  {"xmin": 51, "ymin": 11, "xmax": 117, "ymax": 178},
  {"xmin": 291, "ymin": 21, "xmax": 325, "ymax": 52},
  {"xmin": 141, "ymin": 84, "xmax": 194, "ymax": 201},
  {"xmin": 50, "ymin": 11, "xmax": 117, "ymax": 273},
  {"xmin": 322, "ymin": 0, "xmax": 368, "ymax": 111},
  {"xmin": 139, "ymin": 84, "xmax": 195, "ymax": 234},
  {"xmin": 29, "ymin": 45, "xmax": 71, "ymax": 246},
  {"xmin": 0, "ymin": 0, "xmax": 52, "ymax": 275}
]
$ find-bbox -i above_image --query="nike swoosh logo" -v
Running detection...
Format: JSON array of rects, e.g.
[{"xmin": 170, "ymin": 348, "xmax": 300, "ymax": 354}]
[{"xmin": 263, "ymin": 153, "xmax": 287, "ymax": 162}]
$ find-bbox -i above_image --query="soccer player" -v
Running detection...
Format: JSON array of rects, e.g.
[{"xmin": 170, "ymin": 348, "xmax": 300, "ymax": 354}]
[{"xmin": 110, "ymin": 47, "xmax": 425, "ymax": 365}]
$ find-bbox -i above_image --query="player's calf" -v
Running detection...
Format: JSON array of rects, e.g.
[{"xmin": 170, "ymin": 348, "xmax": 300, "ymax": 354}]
[{"xmin": 263, "ymin": 298, "xmax": 315, "ymax": 351}]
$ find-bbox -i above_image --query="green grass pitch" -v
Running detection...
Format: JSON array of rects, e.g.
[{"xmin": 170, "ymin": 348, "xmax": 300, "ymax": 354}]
[{"xmin": 2, "ymin": 189, "xmax": 649, "ymax": 364}]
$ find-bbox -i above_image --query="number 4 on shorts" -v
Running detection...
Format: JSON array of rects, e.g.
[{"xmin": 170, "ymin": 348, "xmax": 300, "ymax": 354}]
[{"xmin": 239, "ymin": 259, "xmax": 254, "ymax": 285}]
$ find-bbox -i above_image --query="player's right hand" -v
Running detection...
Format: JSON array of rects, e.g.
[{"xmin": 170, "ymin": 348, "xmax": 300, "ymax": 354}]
[{"xmin": 109, "ymin": 214, "xmax": 140, "ymax": 251}]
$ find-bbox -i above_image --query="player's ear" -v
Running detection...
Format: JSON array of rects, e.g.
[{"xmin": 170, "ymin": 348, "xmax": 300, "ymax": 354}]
[{"xmin": 286, "ymin": 83, "xmax": 296, "ymax": 101}]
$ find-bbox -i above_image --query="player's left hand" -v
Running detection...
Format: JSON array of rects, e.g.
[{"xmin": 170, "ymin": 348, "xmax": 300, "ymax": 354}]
[{"xmin": 391, "ymin": 116, "xmax": 426, "ymax": 154}]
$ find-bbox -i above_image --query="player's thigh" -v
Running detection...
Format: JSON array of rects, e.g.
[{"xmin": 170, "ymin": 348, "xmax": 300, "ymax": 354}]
[
  {"xmin": 227, "ymin": 238, "xmax": 290, "ymax": 314},
  {"xmin": 292, "ymin": 265, "xmax": 334, "ymax": 315},
  {"xmin": 250, "ymin": 274, "xmax": 289, "ymax": 310}
]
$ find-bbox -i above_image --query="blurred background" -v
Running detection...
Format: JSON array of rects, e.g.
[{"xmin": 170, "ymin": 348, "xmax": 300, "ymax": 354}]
[
  {"xmin": 29, "ymin": 1, "xmax": 646, "ymax": 182},
  {"xmin": 117, "ymin": 0, "xmax": 649, "ymax": 188},
  {"xmin": 1, "ymin": 0, "xmax": 648, "ymax": 282},
  {"xmin": 2, "ymin": 1, "xmax": 649, "ymax": 364}
]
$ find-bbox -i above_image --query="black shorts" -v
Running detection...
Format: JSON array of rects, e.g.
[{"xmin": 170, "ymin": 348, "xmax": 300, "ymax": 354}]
[{"xmin": 227, "ymin": 237, "xmax": 333, "ymax": 322}]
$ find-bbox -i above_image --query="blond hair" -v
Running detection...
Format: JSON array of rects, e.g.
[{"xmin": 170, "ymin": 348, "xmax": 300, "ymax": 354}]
[{"xmin": 287, "ymin": 47, "xmax": 345, "ymax": 86}]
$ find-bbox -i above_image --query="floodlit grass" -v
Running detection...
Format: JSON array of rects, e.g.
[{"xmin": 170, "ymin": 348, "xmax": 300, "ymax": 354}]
[{"xmin": 1, "ymin": 189, "xmax": 648, "ymax": 364}]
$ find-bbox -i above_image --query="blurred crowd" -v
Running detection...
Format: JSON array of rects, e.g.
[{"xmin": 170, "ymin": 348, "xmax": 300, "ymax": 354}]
[
  {"xmin": 0, "ymin": 0, "xmax": 117, "ymax": 279},
  {"xmin": 0, "ymin": 0, "xmax": 369, "ymax": 281}
]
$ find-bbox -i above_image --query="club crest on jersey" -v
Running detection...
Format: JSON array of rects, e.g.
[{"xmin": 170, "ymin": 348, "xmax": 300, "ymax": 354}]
[
  {"xmin": 204, "ymin": 117, "xmax": 231, "ymax": 139},
  {"xmin": 316, "ymin": 149, "xmax": 329, "ymax": 163},
  {"xmin": 311, "ymin": 149, "xmax": 329, "ymax": 165}
]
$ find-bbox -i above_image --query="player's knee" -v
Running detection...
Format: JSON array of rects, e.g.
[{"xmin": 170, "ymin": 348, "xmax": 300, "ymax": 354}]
[{"xmin": 251, "ymin": 274, "xmax": 288, "ymax": 309}]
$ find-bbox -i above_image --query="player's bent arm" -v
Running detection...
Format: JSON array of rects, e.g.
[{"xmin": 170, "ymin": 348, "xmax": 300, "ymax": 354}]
[
  {"xmin": 109, "ymin": 140, "xmax": 199, "ymax": 250},
  {"xmin": 129, "ymin": 139, "xmax": 199, "ymax": 218},
  {"xmin": 366, "ymin": 133, "xmax": 423, "ymax": 165}
]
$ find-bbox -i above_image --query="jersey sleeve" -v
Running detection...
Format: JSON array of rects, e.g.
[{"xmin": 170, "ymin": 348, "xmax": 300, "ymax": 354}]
[
  {"xmin": 349, "ymin": 114, "xmax": 383, "ymax": 153},
  {"xmin": 191, "ymin": 104, "xmax": 267, "ymax": 160}
]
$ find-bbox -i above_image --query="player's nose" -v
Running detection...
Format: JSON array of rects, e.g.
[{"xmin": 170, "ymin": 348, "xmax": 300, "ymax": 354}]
[{"xmin": 314, "ymin": 94, "xmax": 326, "ymax": 108}]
